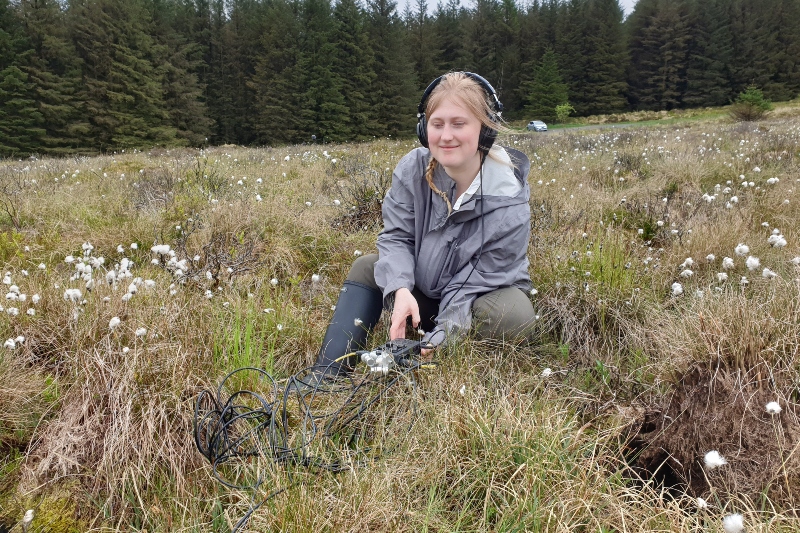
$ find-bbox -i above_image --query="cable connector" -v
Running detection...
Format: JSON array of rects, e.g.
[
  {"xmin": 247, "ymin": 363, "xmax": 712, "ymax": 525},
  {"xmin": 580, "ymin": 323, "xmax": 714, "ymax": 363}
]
[
  {"xmin": 360, "ymin": 348, "xmax": 395, "ymax": 374},
  {"xmin": 361, "ymin": 339, "xmax": 427, "ymax": 373}
]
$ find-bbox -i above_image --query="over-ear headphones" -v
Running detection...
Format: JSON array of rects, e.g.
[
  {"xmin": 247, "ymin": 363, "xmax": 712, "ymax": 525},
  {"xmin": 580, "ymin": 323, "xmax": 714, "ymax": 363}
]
[{"xmin": 416, "ymin": 72, "xmax": 504, "ymax": 154}]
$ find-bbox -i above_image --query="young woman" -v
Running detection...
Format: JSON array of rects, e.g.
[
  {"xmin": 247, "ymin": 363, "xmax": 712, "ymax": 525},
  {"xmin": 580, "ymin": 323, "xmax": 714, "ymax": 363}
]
[{"xmin": 309, "ymin": 72, "xmax": 536, "ymax": 377}]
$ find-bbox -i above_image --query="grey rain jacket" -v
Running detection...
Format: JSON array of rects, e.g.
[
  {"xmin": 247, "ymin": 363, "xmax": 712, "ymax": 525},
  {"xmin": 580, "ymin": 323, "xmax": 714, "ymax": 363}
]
[{"xmin": 374, "ymin": 145, "xmax": 532, "ymax": 347}]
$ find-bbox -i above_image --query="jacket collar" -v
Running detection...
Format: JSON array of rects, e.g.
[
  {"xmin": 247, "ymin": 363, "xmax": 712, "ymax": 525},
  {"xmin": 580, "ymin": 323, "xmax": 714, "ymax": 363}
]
[{"xmin": 430, "ymin": 146, "xmax": 531, "ymax": 229}]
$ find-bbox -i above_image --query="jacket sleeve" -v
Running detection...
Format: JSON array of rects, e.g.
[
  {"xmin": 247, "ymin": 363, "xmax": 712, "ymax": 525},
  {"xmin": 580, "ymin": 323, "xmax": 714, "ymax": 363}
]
[
  {"xmin": 374, "ymin": 161, "xmax": 418, "ymax": 301},
  {"xmin": 422, "ymin": 209, "xmax": 531, "ymax": 348}
]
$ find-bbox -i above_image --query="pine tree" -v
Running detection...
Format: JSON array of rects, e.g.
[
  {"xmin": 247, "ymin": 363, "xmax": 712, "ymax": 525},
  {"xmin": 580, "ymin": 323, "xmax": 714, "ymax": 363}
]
[
  {"xmin": 147, "ymin": 0, "xmax": 213, "ymax": 146},
  {"xmin": 464, "ymin": 0, "xmax": 503, "ymax": 84},
  {"xmin": 18, "ymin": 0, "xmax": 90, "ymax": 153},
  {"xmin": 297, "ymin": 0, "xmax": 350, "ymax": 143},
  {"xmin": 579, "ymin": 0, "xmax": 627, "ymax": 115},
  {"xmin": 407, "ymin": 0, "xmax": 440, "ymax": 90},
  {"xmin": 760, "ymin": 0, "xmax": 800, "ymax": 100},
  {"xmin": 332, "ymin": 0, "xmax": 378, "ymax": 139},
  {"xmin": 173, "ymin": 0, "xmax": 219, "ymax": 139},
  {"xmin": 684, "ymin": 0, "xmax": 734, "ymax": 107},
  {"xmin": 494, "ymin": 0, "xmax": 522, "ymax": 111},
  {"xmin": 0, "ymin": 65, "xmax": 46, "ymax": 156},
  {"xmin": 728, "ymin": 0, "xmax": 774, "ymax": 96},
  {"xmin": 521, "ymin": 48, "xmax": 568, "ymax": 122},
  {"xmin": 432, "ymin": 0, "xmax": 467, "ymax": 73},
  {"xmin": 555, "ymin": 0, "xmax": 589, "ymax": 111},
  {"xmin": 516, "ymin": 1, "xmax": 550, "ymax": 115},
  {"xmin": 366, "ymin": 0, "xmax": 418, "ymax": 138},
  {"xmin": 208, "ymin": 0, "xmax": 268, "ymax": 144},
  {"xmin": 627, "ymin": 0, "xmax": 691, "ymax": 110},
  {"xmin": 1, "ymin": 0, "xmax": 28, "ymax": 71},
  {"xmin": 249, "ymin": 0, "xmax": 304, "ymax": 145},
  {"xmin": 68, "ymin": 0, "xmax": 177, "ymax": 150}
]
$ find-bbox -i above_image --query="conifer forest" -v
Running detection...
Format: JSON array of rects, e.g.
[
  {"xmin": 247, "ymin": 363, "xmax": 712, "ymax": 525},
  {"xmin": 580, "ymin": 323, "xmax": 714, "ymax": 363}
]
[{"xmin": 1, "ymin": 0, "xmax": 799, "ymax": 156}]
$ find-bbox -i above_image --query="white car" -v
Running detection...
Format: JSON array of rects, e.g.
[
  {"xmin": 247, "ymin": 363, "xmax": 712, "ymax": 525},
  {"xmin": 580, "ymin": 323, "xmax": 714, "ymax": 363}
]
[{"xmin": 527, "ymin": 120, "xmax": 548, "ymax": 132}]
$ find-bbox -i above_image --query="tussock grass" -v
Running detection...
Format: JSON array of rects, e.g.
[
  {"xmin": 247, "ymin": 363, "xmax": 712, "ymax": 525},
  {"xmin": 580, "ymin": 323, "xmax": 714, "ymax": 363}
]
[{"xmin": 0, "ymin": 114, "xmax": 799, "ymax": 530}]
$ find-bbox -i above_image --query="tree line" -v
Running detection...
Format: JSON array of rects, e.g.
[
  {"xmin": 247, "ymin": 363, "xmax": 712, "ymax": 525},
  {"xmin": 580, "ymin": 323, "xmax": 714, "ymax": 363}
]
[{"xmin": 1, "ymin": 0, "xmax": 799, "ymax": 156}]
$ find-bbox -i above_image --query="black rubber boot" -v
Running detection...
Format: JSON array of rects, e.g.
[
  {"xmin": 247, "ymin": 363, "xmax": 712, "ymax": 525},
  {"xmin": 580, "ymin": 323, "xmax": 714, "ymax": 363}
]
[{"xmin": 312, "ymin": 280, "xmax": 384, "ymax": 376}]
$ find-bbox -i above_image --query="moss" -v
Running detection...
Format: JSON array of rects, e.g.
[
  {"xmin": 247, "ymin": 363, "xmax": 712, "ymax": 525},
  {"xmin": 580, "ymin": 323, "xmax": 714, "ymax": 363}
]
[
  {"xmin": 0, "ymin": 488, "xmax": 86, "ymax": 533},
  {"xmin": 0, "ymin": 230, "xmax": 26, "ymax": 263}
]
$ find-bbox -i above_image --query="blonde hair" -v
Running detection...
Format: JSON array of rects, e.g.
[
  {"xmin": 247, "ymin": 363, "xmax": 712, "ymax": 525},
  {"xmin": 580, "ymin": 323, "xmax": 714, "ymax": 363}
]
[{"xmin": 424, "ymin": 72, "xmax": 510, "ymax": 214}]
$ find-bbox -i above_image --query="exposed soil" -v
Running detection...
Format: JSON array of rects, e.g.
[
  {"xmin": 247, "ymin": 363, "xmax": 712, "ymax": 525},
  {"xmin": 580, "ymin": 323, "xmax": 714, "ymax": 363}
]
[{"xmin": 627, "ymin": 364, "xmax": 800, "ymax": 503}]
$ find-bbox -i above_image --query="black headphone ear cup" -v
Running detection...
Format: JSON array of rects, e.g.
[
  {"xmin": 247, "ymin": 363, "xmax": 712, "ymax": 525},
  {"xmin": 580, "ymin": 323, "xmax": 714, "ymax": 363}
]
[
  {"xmin": 417, "ymin": 114, "xmax": 429, "ymax": 148},
  {"xmin": 478, "ymin": 115, "xmax": 498, "ymax": 153}
]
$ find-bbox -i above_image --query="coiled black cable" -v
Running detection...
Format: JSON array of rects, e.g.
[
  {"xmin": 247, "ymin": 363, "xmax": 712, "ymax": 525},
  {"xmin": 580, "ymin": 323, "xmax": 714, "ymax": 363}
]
[{"xmin": 193, "ymin": 354, "xmax": 435, "ymax": 531}]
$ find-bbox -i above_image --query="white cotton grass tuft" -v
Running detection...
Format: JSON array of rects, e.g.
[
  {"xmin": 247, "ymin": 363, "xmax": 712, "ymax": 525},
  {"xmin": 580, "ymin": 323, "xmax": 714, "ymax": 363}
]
[
  {"xmin": 734, "ymin": 243, "xmax": 749, "ymax": 256},
  {"xmin": 135, "ymin": 327, "xmax": 147, "ymax": 337},
  {"xmin": 458, "ymin": 384, "xmax": 466, "ymax": 396},
  {"xmin": 766, "ymin": 401, "xmax": 782, "ymax": 414},
  {"xmin": 717, "ymin": 272, "xmax": 728, "ymax": 282},
  {"xmin": 63, "ymin": 288, "xmax": 82, "ymax": 302},
  {"xmin": 680, "ymin": 269, "xmax": 694, "ymax": 278},
  {"xmin": 706, "ymin": 254, "xmax": 715, "ymax": 262},
  {"xmin": 311, "ymin": 274, "xmax": 320, "ymax": 283},
  {"xmin": 722, "ymin": 257, "xmax": 735, "ymax": 270},
  {"xmin": 109, "ymin": 316, "xmax": 121, "ymax": 330},
  {"xmin": 22, "ymin": 509, "xmax": 34, "ymax": 532},
  {"xmin": 762, "ymin": 268, "xmax": 777, "ymax": 279},
  {"xmin": 723, "ymin": 513, "xmax": 744, "ymax": 533},
  {"xmin": 704, "ymin": 450, "xmax": 727, "ymax": 469},
  {"xmin": 696, "ymin": 497, "xmax": 708, "ymax": 509},
  {"xmin": 768, "ymin": 234, "xmax": 787, "ymax": 248},
  {"xmin": 541, "ymin": 367, "xmax": 553, "ymax": 378},
  {"xmin": 671, "ymin": 282, "xmax": 684, "ymax": 296},
  {"xmin": 151, "ymin": 244, "xmax": 170, "ymax": 255},
  {"xmin": 745, "ymin": 256, "xmax": 760, "ymax": 271}
]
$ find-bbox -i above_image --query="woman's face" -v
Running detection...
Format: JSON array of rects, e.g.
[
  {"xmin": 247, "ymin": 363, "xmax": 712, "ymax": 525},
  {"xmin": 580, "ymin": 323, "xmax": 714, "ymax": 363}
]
[{"xmin": 427, "ymin": 97, "xmax": 482, "ymax": 177}]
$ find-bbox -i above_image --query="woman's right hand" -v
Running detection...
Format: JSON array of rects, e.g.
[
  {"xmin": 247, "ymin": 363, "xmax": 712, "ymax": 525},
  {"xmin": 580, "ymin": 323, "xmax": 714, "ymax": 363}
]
[{"xmin": 390, "ymin": 288, "xmax": 420, "ymax": 340}]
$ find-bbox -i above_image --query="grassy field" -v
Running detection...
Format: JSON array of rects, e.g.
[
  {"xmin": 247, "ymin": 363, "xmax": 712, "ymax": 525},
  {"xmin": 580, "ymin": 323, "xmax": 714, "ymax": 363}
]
[{"xmin": 1, "ymin": 107, "xmax": 799, "ymax": 532}]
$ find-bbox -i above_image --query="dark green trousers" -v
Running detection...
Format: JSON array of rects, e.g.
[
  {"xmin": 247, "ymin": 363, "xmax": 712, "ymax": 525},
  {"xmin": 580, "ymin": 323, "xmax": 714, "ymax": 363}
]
[{"xmin": 347, "ymin": 254, "xmax": 538, "ymax": 342}]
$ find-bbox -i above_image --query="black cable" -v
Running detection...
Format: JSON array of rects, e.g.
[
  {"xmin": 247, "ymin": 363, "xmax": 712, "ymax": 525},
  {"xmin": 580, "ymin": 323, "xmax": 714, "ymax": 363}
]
[{"xmin": 193, "ymin": 353, "xmax": 434, "ymax": 532}]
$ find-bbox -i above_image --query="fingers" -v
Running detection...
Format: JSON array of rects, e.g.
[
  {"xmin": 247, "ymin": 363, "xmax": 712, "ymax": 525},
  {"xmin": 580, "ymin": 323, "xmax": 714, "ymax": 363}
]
[
  {"xmin": 390, "ymin": 288, "xmax": 419, "ymax": 340},
  {"xmin": 390, "ymin": 317, "xmax": 406, "ymax": 340},
  {"xmin": 411, "ymin": 305, "xmax": 421, "ymax": 329}
]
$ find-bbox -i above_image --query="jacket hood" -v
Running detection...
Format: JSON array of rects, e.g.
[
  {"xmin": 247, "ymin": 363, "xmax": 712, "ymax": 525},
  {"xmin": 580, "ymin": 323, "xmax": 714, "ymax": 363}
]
[{"xmin": 429, "ymin": 146, "xmax": 531, "ymax": 228}]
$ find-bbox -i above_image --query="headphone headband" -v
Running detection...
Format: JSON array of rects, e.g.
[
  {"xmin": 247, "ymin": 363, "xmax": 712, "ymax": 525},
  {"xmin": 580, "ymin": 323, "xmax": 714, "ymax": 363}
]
[
  {"xmin": 417, "ymin": 72, "xmax": 503, "ymax": 117},
  {"xmin": 416, "ymin": 72, "xmax": 503, "ymax": 154}
]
